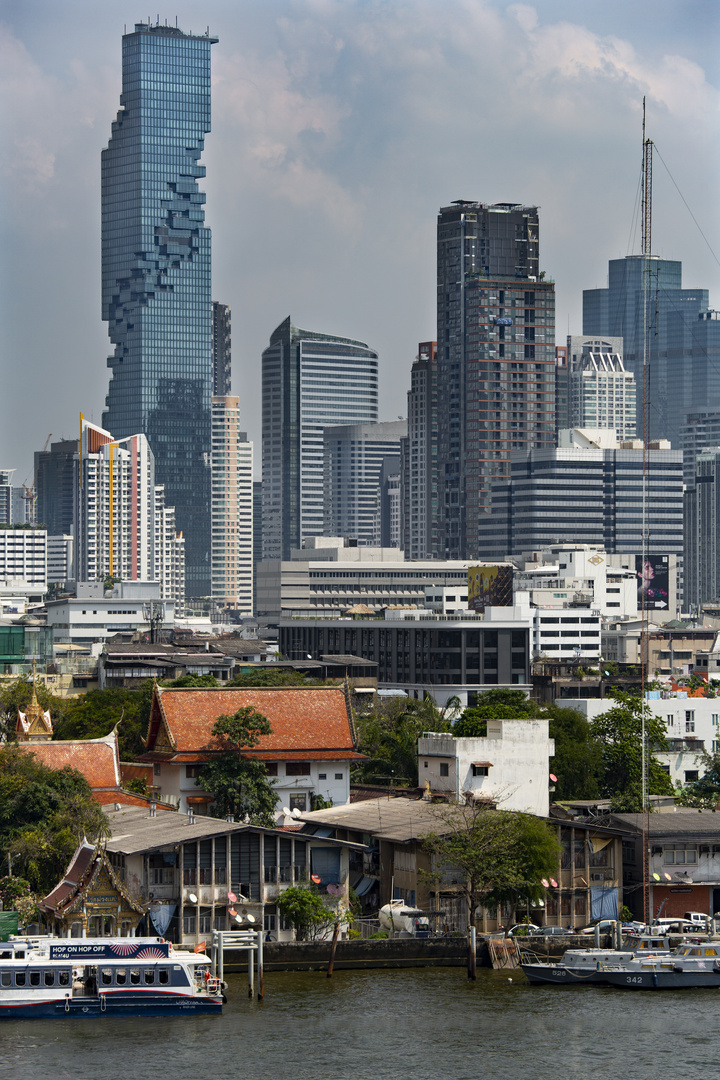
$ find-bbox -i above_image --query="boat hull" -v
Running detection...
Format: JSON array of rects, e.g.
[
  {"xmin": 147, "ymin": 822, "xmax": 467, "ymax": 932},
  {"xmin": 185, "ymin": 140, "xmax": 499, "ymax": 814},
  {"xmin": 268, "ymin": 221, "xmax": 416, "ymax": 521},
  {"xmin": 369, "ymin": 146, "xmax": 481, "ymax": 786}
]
[
  {"xmin": 603, "ymin": 969, "xmax": 720, "ymax": 990},
  {"xmin": 521, "ymin": 963, "xmax": 609, "ymax": 986},
  {"xmin": 0, "ymin": 991, "xmax": 224, "ymax": 1019}
]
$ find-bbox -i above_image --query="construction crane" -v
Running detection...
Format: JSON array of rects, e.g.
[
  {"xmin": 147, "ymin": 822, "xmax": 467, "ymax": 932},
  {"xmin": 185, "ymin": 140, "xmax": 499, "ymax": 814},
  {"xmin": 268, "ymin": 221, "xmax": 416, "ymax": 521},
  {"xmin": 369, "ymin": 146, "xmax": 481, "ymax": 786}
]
[{"xmin": 21, "ymin": 433, "xmax": 52, "ymax": 523}]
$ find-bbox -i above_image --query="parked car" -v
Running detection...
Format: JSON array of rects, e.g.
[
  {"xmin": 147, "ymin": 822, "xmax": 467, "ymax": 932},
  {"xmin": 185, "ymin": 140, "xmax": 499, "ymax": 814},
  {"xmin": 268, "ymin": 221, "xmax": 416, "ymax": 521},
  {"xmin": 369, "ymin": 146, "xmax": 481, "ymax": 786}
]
[
  {"xmin": 536, "ymin": 926, "xmax": 570, "ymax": 936},
  {"xmin": 507, "ymin": 924, "xmax": 540, "ymax": 936},
  {"xmin": 578, "ymin": 919, "xmax": 620, "ymax": 935}
]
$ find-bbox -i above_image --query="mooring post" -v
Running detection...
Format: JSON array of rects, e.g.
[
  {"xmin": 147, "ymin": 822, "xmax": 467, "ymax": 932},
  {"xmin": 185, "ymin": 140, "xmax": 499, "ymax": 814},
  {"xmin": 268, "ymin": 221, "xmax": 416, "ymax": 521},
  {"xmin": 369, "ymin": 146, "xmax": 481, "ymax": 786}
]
[
  {"xmin": 248, "ymin": 933, "xmax": 255, "ymax": 998},
  {"xmin": 257, "ymin": 929, "xmax": 264, "ymax": 1000},
  {"xmin": 327, "ymin": 920, "xmax": 341, "ymax": 978},
  {"xmin": 210, "ymin": 930, "xmax": 216, "ymax": 977},
  {"xmin": 218, "ymin": 931, "xmax": 224, "ymax": 984},
  {"xmin": 468, "ymin": 926, "xmax": 477, "ymax": 980}
]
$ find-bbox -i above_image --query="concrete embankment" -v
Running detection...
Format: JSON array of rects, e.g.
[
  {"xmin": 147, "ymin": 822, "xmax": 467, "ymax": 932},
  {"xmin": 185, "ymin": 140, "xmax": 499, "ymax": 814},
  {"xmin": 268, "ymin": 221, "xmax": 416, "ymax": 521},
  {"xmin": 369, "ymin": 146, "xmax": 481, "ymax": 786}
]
[{"xmin": 222, "ymin": 936, "xmax": 469, "ymax": 972}]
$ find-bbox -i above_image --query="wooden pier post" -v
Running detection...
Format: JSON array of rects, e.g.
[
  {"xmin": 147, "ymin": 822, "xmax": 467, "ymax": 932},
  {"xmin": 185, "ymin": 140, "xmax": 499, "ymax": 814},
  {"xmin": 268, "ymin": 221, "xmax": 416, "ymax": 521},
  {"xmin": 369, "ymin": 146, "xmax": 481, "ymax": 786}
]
[
  {"xmin": 327, "ymin": 920, "xmax": 341, "ymax": 978},
  {"xmin": 468, "ymin": 926, "xmax": 477, "ymax": 980},
  {"xmin": 248, "ymin": 934, "xmax": 255, "ymax": 998},
  {"xmin": 257, "ymin": 929, "xmax": 264, "ymax": 1000}
]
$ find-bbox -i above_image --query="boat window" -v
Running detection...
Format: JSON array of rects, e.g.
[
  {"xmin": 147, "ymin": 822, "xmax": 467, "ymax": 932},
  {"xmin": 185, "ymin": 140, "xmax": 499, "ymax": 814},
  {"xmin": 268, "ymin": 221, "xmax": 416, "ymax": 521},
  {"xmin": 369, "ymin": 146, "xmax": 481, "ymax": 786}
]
[
  {"xmin": 0, "ymin": 972, "xmax": 10, "ymax": 987},
  {"xmin": 144, "ymin": 968, "xmax": 155, "ymax": 985},
  {"xmin": 30, "ymin": 971, "xmax": 40, "ymax": 986},
  {"xmin": 130, "ymin": 969, "xmax": 140, "ymax": 985},
  {"xmin": 704, "ymin": 948, "xmax": 718, "ymax": 956},
  {"xmin": 116, "ymin": 969, "xmax": 126, "ymax": 985},
  {"xmin": 15, "ymin": 972, "xmax": 25, "ymax": 986},
  {"xmin": 44, "ymin": 971, "xmax": 54, "ymax": 986},
  {"xmin": 58, "ymin": 971, "xmax": 70, "ymax": 987},
  {"xmin": 101, "ymin": 968, "xmax": 113, "ymax": 985},
  {"xmin": 158, "ymin": 968, "xmax": 169, "ymax": 984}
]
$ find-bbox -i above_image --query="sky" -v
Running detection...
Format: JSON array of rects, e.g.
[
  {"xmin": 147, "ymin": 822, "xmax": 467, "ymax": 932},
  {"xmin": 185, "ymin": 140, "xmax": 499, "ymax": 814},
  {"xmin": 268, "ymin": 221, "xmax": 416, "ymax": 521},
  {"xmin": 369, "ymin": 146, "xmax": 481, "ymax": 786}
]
[{"xmin": 1, "ymin": 0, "xmax": 719, "ymax": 485}]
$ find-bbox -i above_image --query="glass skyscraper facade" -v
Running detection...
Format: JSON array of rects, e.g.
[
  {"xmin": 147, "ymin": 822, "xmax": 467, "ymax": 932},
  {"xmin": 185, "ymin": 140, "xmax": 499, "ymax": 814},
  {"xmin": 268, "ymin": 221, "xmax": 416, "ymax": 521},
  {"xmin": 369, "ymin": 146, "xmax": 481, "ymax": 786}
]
[
  {"xmin": 102, "ymin": 22, "xmax": 217, "ymax": 597},
  {"xmin": 262, "ymin": 317, "xmax": 379, "ymax": 560}
]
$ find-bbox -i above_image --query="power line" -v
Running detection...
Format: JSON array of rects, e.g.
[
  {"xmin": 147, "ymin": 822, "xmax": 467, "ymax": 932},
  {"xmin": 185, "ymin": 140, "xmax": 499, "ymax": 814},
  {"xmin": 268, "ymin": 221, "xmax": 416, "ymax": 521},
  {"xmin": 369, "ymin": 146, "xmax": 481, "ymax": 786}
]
[{"xmin": 654, "ymin": 144, "xmax": 720, "ymax": 271}]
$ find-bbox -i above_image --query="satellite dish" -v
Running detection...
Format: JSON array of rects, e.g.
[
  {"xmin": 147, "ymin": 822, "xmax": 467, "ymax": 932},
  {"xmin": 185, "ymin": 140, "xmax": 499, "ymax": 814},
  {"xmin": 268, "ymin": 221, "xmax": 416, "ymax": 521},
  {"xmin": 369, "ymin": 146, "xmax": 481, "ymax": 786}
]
[
  {"xmin": 227, "ymin": 891, "xmax": 237, "ymax": 903},
  {"xmin": 235, "ymin": 914, "xmax": 243, "ymax": 924},
  {"xmin": 282, "ymin": 806, "xmax": 292, "ymax": 817},
  {"xmin": 664, "ymin": 873, "xmax": 672, "ymax": 881},
  {"xmin": 188, "ymin": 893, "xmax": 198, "ymax": 904},
  {"xmin": 311, "ymin": 874, "xmax": 322, "ymax": 884},
  {"xmin": 652, "ymin": 873, "xmax": 661, "ymax": 881},
  {"xmin": 245, "ymin": 913, "xmax": 256, "ymax": 924},
  {"xmin": 228, "ymin": 908, "xmax": 237, "ymax": 918},
  {"xmin": 549, "ymin": 774, "xmax": 558, "ymax": 783},
  {"xmin": 291, "ymin": 808, "xmax": 302, "ymax": 818},
  {"xmin": 541, "ymin": 878, "xmax": 549, "ymax": 888},
  {"xmin": 549, "ymin": 878, "xmax": 558, "ymax": 888}
]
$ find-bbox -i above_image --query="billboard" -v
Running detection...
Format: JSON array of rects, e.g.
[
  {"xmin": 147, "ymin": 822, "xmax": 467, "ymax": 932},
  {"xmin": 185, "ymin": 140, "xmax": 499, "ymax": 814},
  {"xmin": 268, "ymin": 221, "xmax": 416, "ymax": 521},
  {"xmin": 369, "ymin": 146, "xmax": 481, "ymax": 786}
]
[
  {"xmin": 635, "ymin": 554, "xmax": 670, "ymax": 611},
  {"xmin": 468, "ymin": 565, "xmax": 514, "ymax": 612}
]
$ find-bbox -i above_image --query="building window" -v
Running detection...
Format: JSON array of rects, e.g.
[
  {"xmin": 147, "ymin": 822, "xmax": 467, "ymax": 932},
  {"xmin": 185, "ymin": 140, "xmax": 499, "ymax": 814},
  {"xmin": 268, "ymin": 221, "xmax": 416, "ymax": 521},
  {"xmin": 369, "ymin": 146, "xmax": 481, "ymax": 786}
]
[
  {"xmin": 472, "ymin": 765, "xmax": 489, "ymax": 777},
  {"xmin": 665, "ymin": 846, "xmax": 697, "ymax": 864},
  {"xmin": 685, "ymin": 711, "xmax": 695, "ymax": 733},
  {"xmin": 289, "ymin": 794, "xmax": 307, "ymax": 811},
  {"xmin": 440, "ymin": 763, "xmax": 449, "ymax": 777},
  {"xmin": 185, "ymin": 765, "xmax": 202, "ymax": 779},
  {"xmin": 286, "ymin": 762, "xmax": 311, "ymax": 776},
  {"xmin": 684, "ymin": 771, "xmax": 699, "ymax": 784},
  {"xmin": 183, "ymin": 914, "xmax": 196, "ymax": 935},
  {"xmin": 154, "ymin": 763, "xmax": 161, "ymax": 776},
  {"xmin": 334, "ymin": 773, "xmax": 343, "ymax": 780}
]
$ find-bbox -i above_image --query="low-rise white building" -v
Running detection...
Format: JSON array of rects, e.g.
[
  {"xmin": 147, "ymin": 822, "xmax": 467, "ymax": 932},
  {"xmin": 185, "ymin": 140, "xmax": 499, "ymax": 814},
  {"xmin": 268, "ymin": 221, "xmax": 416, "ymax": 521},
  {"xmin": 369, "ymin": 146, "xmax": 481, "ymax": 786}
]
[
  {"xmin": 0, "ymin": 527, "xmax": 47, "ymax": 592},
  {"xmin": 45, "ymin": 581, "xmax": 174, "ymax": 646},
  {"xmin": 569, "ymin": 693, "xmax": 720, "ymax": 788},
  {"xmin": 418, "ymin": 719, "xmax": 555, "ymax": 817},
  {"xmin": 513, "ymin": 545, "xmax": 638, "ymax": 620}
]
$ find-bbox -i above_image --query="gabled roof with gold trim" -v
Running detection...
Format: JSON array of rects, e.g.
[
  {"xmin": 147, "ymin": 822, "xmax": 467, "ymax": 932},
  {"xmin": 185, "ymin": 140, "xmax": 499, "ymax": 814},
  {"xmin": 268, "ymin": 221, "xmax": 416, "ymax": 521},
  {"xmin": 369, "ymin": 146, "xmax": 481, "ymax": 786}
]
[{"xmin": 40, "ymin": 839, "xmax": 144, "ymax": 917}]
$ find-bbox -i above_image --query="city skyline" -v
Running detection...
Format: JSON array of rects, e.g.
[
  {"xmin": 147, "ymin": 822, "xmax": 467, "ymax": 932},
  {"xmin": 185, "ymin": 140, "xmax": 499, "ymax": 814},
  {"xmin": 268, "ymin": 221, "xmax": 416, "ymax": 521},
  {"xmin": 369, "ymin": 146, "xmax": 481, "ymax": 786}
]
[{"xmin": 2, "ymin": 1, "xmax": 718, "ymax": 482}]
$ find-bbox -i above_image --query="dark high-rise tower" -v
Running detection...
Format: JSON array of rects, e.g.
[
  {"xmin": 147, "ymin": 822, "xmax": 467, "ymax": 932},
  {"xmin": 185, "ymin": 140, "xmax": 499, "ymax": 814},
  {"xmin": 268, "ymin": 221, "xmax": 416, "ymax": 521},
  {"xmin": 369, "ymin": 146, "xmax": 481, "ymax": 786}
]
[
  {"xmin": 102, "ymin": 22, "xmax": 217, "ymax": 597},
  {"xmin": 435, "ymin": 201, "xmax": 556, "ymax": 559},
  {"xmin": 212, "ymin": 301, "xmax": 232, "ymax": 396}
]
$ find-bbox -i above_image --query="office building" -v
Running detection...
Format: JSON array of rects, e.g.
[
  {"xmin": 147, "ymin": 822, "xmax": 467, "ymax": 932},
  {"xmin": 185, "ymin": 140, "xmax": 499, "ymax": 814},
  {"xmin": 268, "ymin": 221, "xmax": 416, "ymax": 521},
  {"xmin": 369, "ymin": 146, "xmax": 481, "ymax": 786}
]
[
  {"xmin": 435, "ymin": 201, "xmax": 556, "ymax": 560},
  {"xmin": 45, "ymin": 581, "xmax": 174, "ymax": 647},
  {"xmin": 47, "ymin": 535, "xmax": 73, "ymax": 587},
  {"xmin": 567, "ymin": 336, "xmax": 636, "ymax": 439},
  {"xmin": 102, "ymin": 22, "xmax": 217, "ymax": 597},
  {"xmin": 323, "ymin": 420, "xmax": 406, "ymax": 546},
  {"xmin": 211, "ymin": 396, "xmax": 253, "ymax": 614},
  {"xmin": 682, "ymin": 406, "xmax": 720, "ymax": 489},
  {"xmin": 212, "ymin": 302, "xmax": 232, "ymax": 397},
  {"xmin": 261, "ymin": 317, "xmax": 379, "ymax": 560},
  {"xmin": 583, "ymin": 256, "xmax": 712, "ymax": 446},
  {"xmin": 257, "ymin": 538, "xmax": 476, "ymax": 620},
  {"xmin": 684, "ymin": 447, "xmax": 720, "ymax": 610},
  {"xmin": 401, "ymin": 341, "xmax": 438, "ymax": 559},
  {"xmin": 34, "ymin": 439, "xmax": 79, "ymax": 535},
  {"xmin": 376, "ymin": 457, "xmax": 401, "ymax": 549},
  {"xmin": 0, "ymin": 471, "xmax": 30, "ymax": 526},
  {"xmin": 479, "ymin": 428, "xmax": 683, "ymax": 564},
  {"xmin": 555, "ymin": 345, "xmax": 569, "ymax": 437}
]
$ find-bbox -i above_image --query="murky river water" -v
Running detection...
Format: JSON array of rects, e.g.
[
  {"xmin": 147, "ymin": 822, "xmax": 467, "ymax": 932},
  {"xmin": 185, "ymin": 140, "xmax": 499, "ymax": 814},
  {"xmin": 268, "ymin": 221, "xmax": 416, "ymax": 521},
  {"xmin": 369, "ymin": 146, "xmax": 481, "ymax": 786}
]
[{"xmin": 1, "ymin": 967, "xmax": 718, "ymax": 1080}]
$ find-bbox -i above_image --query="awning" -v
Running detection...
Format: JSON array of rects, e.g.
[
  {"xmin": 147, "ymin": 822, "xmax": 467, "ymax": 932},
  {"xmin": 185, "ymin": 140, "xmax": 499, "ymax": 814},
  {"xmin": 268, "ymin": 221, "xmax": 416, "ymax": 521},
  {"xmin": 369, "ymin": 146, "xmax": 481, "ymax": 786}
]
[
  {"xmin": 186, "ymin": 796, "xmax": 214, "ymax": 804},
  {"xmin": 472, "ymin": 761, "xmax": 493, "ymax": 767},
  {"xmin": 353, "ymin": 876, "xmax": 378, "ymax": 897}
]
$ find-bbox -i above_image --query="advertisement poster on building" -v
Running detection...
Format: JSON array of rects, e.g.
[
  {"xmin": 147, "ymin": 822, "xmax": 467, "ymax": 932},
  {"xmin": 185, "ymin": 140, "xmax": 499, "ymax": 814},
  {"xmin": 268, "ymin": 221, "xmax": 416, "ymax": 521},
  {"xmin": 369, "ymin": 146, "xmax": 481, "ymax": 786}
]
[
  {"xmin": 635, "ymin": 554, "xmax": 669, "ymax": 610},
  {"xmin": 468, "ymin": 565, "xmax": 514, "ymax": 612}
]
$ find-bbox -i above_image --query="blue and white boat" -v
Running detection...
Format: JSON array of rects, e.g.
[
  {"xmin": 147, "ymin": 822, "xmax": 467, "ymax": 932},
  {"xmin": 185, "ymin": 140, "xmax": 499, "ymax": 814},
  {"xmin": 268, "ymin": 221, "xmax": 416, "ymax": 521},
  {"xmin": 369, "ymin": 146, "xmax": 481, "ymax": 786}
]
[{"xmin": 0, "ymin": 936, "xmax": 225, "ymax": 1018}]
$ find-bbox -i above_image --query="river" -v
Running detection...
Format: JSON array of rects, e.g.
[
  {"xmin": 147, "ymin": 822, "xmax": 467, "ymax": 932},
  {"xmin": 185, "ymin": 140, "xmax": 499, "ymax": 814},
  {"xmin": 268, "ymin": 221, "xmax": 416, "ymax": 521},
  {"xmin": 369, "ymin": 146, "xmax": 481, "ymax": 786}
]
[{"xmin": 1, "ymin": 967, "xmax": 717, "ymax": 1079}]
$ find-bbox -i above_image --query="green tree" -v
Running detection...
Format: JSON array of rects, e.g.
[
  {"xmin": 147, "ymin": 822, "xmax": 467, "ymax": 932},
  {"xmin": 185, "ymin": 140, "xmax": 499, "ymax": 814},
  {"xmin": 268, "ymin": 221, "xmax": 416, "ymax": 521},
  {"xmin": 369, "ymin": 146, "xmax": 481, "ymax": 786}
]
[
  {"xmin": 675, "ymin": 749, "xmax": 720, "ymax": 808},
  {"xmin": 452, "ymin": 689, "xmax": 539, "ymax": 737},
  {"xmin": 545, "ymin": 702, "xmax": 603, "ymax": 802},
  {"xmin": 53, "ymin": 683, "xmax": 155, "ymax": 760},
  {"xmin": 230, "ymin": 669, "xmax": 316, "ymax": 687},
  {"xmin": 422, "ymin": 803, "xmax": 561, "ymax": 926},
  {"xmin": 0, "ymin": 745, "xmax": 109, "ymax": 894},
  {"xmin": 197, "ymin": 707, "xmax": 278, "ymax": 826},
  {"xmin": 276, "ymin": 885, "xmax": 343, "ymax": 941},
  {"xmin": 353, "ymin": 696, "xmax": 453, "ymax": 787},
  {"xmin": 589, "ymin": 692, "xmax": 674, "ymax": 810},
  {"xmin": 0, "ymin": 875, "xmax": 38, "ymax": 926}
]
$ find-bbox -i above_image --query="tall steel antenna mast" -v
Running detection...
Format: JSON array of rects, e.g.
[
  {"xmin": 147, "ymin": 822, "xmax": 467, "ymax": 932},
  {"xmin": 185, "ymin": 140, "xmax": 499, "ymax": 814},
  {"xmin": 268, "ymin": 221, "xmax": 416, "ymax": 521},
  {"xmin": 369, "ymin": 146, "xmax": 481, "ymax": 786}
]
[{"xmin": 641, "ymin": 98, "xmax": 654, "ymax": 926}]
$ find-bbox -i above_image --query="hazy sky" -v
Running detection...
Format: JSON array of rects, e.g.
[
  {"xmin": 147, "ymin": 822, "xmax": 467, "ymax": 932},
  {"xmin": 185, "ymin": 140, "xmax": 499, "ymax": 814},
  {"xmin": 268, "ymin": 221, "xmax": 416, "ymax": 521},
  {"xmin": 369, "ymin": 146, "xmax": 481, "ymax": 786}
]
[{"xmin": 2, "ymin": 0, "xmax": 719, "ymax": 484}]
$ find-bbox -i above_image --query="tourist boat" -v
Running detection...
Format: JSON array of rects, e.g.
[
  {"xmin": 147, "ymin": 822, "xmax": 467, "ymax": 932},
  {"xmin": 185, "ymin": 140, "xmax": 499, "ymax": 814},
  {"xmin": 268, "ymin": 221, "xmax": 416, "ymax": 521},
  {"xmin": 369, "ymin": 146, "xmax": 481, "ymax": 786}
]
[
  {"xmin": 520, "ymin": 934, "xmax": 672, "ymax": 986},
  {"xmin": 0, "ymin": 936, "xmax": 225, "ymax": 1018},
  {"xmin": 602, "ymin": 942, "xmax": 720, "ymax": 990}
]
